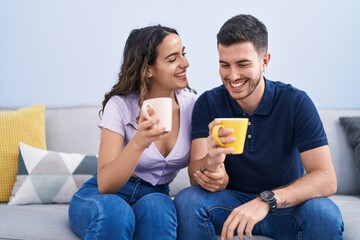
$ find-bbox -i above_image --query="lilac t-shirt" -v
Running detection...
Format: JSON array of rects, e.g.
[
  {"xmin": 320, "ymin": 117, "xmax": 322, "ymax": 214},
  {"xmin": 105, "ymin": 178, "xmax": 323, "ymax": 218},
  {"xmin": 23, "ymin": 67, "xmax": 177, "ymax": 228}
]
[{"xmin": 98, "ymin": 90, "xmax": 197, "ymax": 186}]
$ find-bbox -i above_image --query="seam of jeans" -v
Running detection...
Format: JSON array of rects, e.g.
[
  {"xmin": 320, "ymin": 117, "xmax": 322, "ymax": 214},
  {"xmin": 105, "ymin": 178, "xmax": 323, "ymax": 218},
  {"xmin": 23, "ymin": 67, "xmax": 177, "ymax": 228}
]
[
  {"xmin": 73, "ymin": 193, "xmax": 102, "ymax": 239},
  {"xmin": 207, "ymin": 205, "xmax": 233, "ymax": 213},
  {"xmin": 274, "ymin": 210, "xmax": 304, "ymax": 239},
  {"xmin": 206, "ymin": 205, "xmax": 233, "ymax": 239},
  {"xmin": 128, "ymin": 180, "xmax": 142, "ymax": 205}
]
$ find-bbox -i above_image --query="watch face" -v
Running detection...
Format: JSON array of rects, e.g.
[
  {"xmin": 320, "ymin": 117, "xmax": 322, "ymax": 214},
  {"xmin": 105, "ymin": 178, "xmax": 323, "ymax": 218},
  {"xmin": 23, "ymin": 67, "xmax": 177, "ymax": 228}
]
[
  {"xmin": 260, "ymin": 190, "xmax": 276, "ymax": 213},
  {"xmin": 260, "ymin": 190, "xmax": 274, "ymax": 200}
]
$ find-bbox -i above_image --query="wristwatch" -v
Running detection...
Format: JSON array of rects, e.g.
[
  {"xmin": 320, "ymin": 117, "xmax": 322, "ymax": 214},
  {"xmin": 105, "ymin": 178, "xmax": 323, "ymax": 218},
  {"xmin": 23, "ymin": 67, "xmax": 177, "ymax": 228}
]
[{"xmin": 259, "ymin": 190, "xmax": 277, "ymax": 213}]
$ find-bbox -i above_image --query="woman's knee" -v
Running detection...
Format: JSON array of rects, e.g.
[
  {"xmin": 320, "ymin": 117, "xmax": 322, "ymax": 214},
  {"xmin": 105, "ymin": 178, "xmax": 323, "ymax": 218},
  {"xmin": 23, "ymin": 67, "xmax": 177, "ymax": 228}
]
[
  {"xmin": 133, "ymin": 193, "xmax": 177, "ymax": 230},
  {"xmin": 133, "ymin": 193, "xmax": 175, "ymax": 215},
  {"xmin": 132, "ymin": 193, "xmax": 177, "ymax": 239},
  {"xmin": 69, "ymin": 193, "xmax": 135, "ymax": 239}
]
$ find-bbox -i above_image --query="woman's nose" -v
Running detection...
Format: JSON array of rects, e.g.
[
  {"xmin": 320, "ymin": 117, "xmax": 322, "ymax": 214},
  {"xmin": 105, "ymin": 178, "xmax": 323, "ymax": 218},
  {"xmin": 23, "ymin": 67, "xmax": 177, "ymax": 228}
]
[{"xmin": 180, "ymin": 55, "xmax": 189, "ymax": 69}]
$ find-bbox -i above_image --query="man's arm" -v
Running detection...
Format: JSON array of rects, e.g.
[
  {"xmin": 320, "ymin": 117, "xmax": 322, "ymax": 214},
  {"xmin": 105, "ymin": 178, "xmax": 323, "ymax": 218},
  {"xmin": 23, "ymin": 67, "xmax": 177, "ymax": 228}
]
[
  {"xmin": 188, "ymin": 120, "xmax": 234, "ymax": 191},
  {"xmin": 273, "ymin": 145, "xmax": 337, "ymax": 208},
  {"xmin": 221, "ymin": 145, "xmax": 337, "ymax": 240}
]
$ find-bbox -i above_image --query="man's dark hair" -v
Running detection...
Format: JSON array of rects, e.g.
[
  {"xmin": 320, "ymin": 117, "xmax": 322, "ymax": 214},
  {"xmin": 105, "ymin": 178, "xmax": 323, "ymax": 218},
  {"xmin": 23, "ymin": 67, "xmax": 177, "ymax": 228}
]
[{"xmin": 217, "ymin": 14, "xmax": 268, "ymax": 54}]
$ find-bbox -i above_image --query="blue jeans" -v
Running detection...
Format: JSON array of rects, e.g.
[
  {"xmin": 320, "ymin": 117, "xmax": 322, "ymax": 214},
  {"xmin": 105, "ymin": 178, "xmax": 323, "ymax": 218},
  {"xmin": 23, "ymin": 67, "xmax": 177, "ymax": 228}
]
[
  {"xmin": 68, "ymin": 175, "xmax": 177, "ymax": 240},
  {"xmin": 174, "ymin": 186, "xmax": 344, "ymax": 240}
]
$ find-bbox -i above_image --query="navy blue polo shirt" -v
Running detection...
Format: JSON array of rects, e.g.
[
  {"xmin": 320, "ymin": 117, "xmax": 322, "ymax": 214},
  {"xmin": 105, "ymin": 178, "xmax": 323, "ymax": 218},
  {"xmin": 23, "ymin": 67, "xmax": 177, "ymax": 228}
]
[{"xmin": 191, "ymin": 78, "xmax": 328, "ymax": 194}]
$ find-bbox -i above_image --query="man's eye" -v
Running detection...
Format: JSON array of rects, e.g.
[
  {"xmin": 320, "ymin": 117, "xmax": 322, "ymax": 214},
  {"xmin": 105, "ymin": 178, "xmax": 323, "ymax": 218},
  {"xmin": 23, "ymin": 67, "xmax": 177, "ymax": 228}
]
[
  {"xmin": 182, "ymin": 52, "xmax": 187, "ymax": 56},
  {"xmin": 238, "ymin": 63, "xmax": 250, "ymax": 68},
  {"xmin": 169, "ymin": 58, "xmax": 176, "ymax": 63}
]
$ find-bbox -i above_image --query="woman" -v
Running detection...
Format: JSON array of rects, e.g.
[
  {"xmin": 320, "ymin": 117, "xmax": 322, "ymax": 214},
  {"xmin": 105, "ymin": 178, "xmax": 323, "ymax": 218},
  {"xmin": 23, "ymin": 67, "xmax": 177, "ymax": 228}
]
[{"xmin": 68, "ymin": 25, "xmax": 197, "ymax": 240}]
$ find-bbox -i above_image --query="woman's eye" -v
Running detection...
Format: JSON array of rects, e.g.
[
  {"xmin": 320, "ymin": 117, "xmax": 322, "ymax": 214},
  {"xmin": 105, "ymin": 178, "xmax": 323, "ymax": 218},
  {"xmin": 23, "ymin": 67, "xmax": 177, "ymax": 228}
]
[
  {"xmin": 169, "ymin": 58, "xmax": 176, "ymax": 63},
  {"xmin": 182, "ymin": 52, "xmax": 187, "ymax": 56}
]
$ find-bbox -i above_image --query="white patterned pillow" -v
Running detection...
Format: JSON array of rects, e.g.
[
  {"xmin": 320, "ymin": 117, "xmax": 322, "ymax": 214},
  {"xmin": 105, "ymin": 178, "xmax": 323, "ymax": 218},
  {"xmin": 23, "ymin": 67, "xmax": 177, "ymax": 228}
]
[{"xmin": 8, "ymin": 142, "xmax": 98, "ymax": 205}]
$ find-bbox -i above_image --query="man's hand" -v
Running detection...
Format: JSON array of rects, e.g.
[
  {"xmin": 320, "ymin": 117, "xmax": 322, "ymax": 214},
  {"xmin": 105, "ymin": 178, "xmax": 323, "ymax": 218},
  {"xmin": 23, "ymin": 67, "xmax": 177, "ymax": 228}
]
[
  {"xmin": 193, "ymin": 163, "xmax": 229, "ymax": 192},
  {"xmin": 221, "ymin": 197, "xmax": 269, "ymax": 240},
  {"xmin": 205, "ymin": 119, "xmax": 236, "ymax": 172}
]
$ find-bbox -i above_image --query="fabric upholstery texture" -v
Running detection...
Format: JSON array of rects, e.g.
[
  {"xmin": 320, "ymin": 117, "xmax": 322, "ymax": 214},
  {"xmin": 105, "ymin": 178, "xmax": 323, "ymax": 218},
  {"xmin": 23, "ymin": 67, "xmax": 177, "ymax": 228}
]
[
  {"xmin": 8, "ymin": 142, "xmax": 98, "ymax": 205},
  {"xmin": 0, "ymin": 104, "xmax": 46, "ymax": 202},
  {"xmin": 1, "ymin": 106, "xmax": 359, "ymax": 240},
  {"xmin": 339, "ymin": 116, "xmax": 360, "ymax": 187}
]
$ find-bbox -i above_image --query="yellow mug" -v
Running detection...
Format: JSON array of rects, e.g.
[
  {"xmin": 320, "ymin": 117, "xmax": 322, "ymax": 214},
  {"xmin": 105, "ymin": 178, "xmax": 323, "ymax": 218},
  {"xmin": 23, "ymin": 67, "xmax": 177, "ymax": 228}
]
[{"xmin": 211, "ymin": 118, "xmax": 249, "ymax": 154}]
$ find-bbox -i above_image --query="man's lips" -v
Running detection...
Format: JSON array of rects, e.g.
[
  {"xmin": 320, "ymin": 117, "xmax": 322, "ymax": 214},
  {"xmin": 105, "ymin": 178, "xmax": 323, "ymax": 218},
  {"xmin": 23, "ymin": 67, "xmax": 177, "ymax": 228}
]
[{"xmin": 229, "ymin": 81, "xmax": 246, "ymax": 89}]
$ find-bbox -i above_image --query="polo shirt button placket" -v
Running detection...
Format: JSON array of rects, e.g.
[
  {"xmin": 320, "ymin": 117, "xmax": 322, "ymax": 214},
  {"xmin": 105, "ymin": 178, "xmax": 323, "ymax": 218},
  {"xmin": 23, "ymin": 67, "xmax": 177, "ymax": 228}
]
[
  {"xmin": 248, "ymin": 121, "xmax": 252, "ymax": 139},
  {"xmin": 246, "ymin": 118, "xmax": 253, "ymax": 149}
]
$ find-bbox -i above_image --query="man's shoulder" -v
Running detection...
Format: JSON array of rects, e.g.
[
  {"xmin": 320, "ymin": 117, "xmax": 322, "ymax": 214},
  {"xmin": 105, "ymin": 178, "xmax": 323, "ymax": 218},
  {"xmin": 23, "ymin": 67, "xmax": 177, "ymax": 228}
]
[
  {"xmin": 199, "ymin": 85, "xmax": 226, "ymax": 98},
  {"xmin": 269, "ymin": 79, "xmax": 308, "ymax": 100},
  {"xmin": 270, "ymin": 79, "xmax": 305, "ymax": 93}
]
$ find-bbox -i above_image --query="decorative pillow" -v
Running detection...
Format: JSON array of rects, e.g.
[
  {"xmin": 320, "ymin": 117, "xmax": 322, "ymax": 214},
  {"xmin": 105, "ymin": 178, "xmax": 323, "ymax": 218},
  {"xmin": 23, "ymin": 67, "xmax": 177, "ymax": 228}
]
[
  {"xmin": 0, "ymin": 104, "xmax": 46, "ymax": 202},
  {"xmin": 339, "ymin": 116, "xmax": 360, "ymax": 187},
  {"xmin": 8, "ymin": 142, "xmax": 98, "ymax": 205}
]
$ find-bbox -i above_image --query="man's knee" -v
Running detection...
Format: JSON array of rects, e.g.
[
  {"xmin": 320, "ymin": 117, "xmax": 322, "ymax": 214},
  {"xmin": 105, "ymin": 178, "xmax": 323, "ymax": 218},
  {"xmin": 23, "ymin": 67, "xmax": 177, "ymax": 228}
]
[{"xmin": 300, "ymin": 197, "xmax": 343, "ymax": 234}]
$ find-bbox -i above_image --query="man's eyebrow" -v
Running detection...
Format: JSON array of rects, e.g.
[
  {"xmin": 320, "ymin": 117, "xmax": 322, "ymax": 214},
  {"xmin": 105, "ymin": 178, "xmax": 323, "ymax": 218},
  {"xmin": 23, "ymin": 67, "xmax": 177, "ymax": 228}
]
[{"xmin": 219, "ymin": 59, "xmax": 251, "ymax": 64}]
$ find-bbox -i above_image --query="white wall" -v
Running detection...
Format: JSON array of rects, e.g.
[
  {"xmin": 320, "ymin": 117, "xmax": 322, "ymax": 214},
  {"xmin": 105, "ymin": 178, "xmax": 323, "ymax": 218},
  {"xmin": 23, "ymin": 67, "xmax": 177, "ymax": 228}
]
[{"xmin": 1, "ymin": 0, "xmax": 359, "ymax": 108}]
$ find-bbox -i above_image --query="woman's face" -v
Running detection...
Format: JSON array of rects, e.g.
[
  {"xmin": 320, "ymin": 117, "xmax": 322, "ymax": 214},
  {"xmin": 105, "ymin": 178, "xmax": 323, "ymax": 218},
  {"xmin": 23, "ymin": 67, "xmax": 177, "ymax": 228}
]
[{"xmin": 147, "ymin": 33, "xmax": 189, "ymax": 96}]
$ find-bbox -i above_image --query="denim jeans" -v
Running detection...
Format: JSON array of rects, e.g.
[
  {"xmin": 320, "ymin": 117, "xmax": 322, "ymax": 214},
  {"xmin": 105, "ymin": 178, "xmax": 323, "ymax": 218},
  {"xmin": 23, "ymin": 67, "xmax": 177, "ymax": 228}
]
[
  {"xmin": 174, "ymin": 186, "xmax": 344, "ymax": 240},
  {"xmin": 68, "ymin": 175, "xmax": 177, "ymax": 240}
]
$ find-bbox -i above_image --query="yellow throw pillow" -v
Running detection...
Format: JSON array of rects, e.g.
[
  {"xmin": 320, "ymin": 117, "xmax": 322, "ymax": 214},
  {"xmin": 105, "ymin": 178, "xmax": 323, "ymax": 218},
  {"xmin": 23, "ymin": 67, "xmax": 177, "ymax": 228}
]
[{"xmin": 0, "ymin": 104, "xmax": 46, "ymax": 202}]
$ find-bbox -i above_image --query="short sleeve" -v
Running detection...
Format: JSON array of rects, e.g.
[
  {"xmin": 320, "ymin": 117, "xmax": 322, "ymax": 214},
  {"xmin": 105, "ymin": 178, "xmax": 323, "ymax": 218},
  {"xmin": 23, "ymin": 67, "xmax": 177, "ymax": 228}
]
[
  {"xmin": 293, "ymin": 91, "xmax": 328, "ymax": 152},
  {"xmin": 98, "ymin": 96, "xmax": 127, "ymax": 137}
]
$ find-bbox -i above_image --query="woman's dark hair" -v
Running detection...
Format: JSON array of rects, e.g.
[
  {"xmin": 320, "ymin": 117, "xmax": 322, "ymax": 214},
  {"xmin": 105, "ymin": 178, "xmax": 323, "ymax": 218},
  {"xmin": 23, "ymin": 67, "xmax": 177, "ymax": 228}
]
[{"xmin": 99, "ymin": 25, "xmax": 178, "ymax": 116}]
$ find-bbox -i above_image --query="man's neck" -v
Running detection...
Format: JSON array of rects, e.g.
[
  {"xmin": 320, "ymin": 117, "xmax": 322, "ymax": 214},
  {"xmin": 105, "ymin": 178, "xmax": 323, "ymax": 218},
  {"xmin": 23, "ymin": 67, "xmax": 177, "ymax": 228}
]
[{"xmin": 236, "ymin": 77, "xmax": 265, "ymax": 114}]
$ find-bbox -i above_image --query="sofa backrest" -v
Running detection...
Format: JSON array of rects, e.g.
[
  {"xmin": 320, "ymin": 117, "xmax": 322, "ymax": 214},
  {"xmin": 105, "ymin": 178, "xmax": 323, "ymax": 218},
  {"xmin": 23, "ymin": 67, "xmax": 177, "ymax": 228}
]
[
  {"xmin": 0, "ymin": 105, "xmax": 101, "ymax": 155},
  {"xmin": 2, "ymin": 106, "xmax": 359, "ymax": 196},
  {"xmin": 44, "ymin": 105, "xmax": 101, "ymax": 155},
  {"xmin": 319, "ymin": 109, "xmax": 360, "ymax": 195}
]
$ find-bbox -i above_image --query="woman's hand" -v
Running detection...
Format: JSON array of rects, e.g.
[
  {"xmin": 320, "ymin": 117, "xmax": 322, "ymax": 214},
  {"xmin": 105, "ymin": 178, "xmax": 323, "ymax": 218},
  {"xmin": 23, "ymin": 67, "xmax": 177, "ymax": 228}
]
[{"xmin": 134, "ymin": 106, "xmax": 169, "ymax": 150}]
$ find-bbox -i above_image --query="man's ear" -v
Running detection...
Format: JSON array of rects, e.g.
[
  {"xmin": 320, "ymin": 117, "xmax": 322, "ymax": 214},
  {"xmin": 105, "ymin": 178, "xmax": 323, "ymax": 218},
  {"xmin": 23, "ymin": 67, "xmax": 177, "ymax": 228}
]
[{"xmin": 262, "ymin": 52, "xmax": 271, "ymax": 72}]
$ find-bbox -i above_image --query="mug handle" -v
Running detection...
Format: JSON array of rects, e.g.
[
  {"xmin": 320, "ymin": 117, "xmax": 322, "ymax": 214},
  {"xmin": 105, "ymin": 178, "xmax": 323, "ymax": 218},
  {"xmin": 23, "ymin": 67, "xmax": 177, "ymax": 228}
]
[
  {"xmin": 141, "ymin": 102, "xmax": 153, "ymax": 120},
  {"xmin": 211, "ymin": 124, "xmax": 226, "ymax": 147}
]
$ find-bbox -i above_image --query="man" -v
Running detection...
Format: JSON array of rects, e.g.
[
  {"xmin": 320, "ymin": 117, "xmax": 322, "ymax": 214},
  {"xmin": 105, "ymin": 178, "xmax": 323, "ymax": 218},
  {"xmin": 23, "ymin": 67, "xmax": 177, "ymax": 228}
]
[{"xmin": 174, "ymin": 14, "xmax": 343, "ymax": 240}]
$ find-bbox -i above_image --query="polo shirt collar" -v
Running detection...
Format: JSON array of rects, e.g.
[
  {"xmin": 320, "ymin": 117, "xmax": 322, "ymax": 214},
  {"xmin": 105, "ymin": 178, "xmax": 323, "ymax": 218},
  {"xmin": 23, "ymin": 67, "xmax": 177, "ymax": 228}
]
[{"xmin": 225, "ymin": 77, "xmax": 274, "ymax": 116}]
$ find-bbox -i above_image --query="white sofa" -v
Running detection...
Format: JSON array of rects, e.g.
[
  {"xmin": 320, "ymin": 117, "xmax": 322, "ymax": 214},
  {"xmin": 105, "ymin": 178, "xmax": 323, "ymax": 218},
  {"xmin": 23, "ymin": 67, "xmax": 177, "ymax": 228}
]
[{"xmin": 0, "ymin": 106, "xmax": 359, "ymax": 240}]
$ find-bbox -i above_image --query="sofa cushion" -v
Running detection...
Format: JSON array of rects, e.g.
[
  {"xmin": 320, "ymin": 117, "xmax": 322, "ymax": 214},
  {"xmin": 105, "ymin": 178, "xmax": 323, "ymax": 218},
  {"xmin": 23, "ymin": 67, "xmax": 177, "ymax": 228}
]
[
  {"xmin": 0, "ymin": 203, "xmax": 80, "ymax": 240},
  {"xmin": 8, "ymin": 142, "xmax": 98, "ymax": 205},
  {"xmin": 330, "ymin": 195, "xmax": 360, "ymax": 239},
  {"xmin": 0, "ymin": 104, "xmax": 46, "ymax": 202},
  {"xmin": 339, "ymin": 116, "xmax": 360, "ymax": 187}
]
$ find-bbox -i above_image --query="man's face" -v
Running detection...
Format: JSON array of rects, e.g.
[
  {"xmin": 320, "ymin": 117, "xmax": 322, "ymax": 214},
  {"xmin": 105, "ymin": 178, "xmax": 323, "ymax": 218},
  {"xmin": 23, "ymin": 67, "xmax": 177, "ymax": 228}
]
[{"xmin": 218, "ymin": 41, "xmax": 269, "ymax": 103}]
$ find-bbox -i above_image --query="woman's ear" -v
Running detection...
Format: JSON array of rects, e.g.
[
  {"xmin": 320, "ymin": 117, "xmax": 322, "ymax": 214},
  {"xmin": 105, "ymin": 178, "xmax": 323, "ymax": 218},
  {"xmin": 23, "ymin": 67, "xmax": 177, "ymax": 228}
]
[{"xmin": 146, "ymin": 66, "xmax": 153, "ymax": 78}]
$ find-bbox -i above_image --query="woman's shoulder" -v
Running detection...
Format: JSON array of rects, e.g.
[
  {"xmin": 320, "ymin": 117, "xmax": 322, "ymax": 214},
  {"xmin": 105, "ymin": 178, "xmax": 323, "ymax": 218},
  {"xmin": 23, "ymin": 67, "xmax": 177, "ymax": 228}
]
[
  {"xmin": 108, "ymin": 93, "xmax": 139, "ymax": 105},
  {"xmin": 102, "ymin": 93, "xmax": 139, "ymax": 126},
  {"xmin": 105, "ymin": 93, "xmax": 139, "ymax": 116}
]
